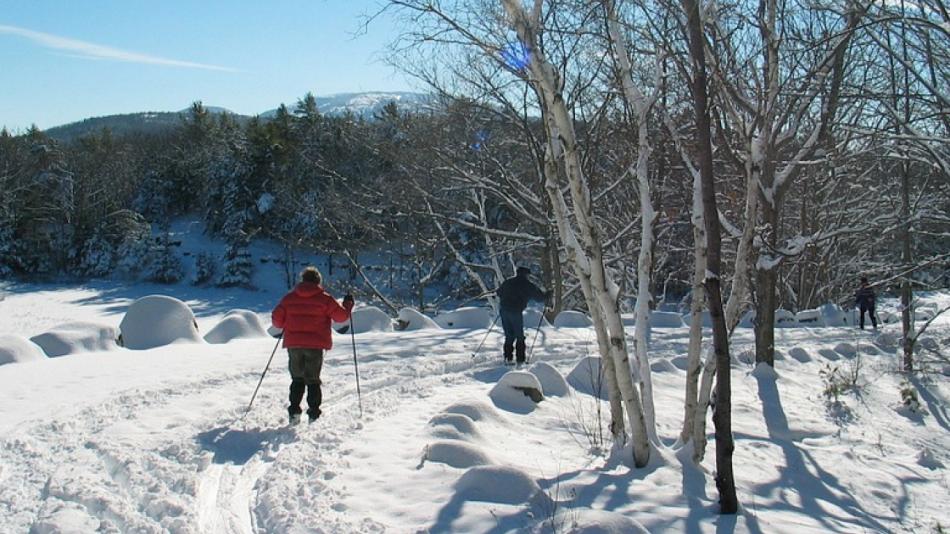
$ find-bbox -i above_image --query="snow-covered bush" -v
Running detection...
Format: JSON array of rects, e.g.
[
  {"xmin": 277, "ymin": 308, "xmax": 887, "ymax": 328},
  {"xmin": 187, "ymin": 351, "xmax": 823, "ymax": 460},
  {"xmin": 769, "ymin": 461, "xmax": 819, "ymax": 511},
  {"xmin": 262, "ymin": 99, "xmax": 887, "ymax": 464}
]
[
  {"xmin": 334, "ymin": 306, "xmax": 394, "ymax": 334},
  {"xmin": 144, "ymin": 233, "xmax": 184, "ymax": 284},
  {"xmin": 434, "ymin": 307, "xmax": 492, "ymax": 329},
  {"xmin": 899, "ymin": 380, "xmax": 922, "ymax": 413}
]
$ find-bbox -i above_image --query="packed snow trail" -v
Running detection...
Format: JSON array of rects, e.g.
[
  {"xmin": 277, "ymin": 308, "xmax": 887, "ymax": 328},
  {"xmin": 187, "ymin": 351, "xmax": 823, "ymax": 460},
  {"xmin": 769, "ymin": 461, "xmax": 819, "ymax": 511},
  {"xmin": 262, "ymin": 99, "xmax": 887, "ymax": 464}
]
[{"xmin": 0, "ymin": 329, "xmax": 578, "ymax": 533}]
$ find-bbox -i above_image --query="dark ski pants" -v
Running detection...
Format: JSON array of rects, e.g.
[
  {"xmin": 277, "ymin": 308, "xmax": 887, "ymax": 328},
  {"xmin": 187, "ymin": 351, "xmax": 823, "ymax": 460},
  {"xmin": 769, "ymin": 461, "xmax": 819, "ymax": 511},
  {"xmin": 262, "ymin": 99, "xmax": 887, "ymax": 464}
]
[
  {"xmin": 288, "ymin": 348, "xmax": 324, "ymax": 418},
  {"xmin": 859, "ymin": 304, "xmax": 878, "ymax": 330},
  {"xmin": 500, "ymin": 307, "xmax": 527, "ymax": 363}
]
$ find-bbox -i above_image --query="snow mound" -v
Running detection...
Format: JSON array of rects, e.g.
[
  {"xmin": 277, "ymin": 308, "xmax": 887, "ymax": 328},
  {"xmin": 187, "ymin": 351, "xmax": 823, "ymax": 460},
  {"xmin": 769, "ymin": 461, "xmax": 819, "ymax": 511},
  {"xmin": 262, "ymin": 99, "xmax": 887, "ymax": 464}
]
[
  {"xmin": 396, "ymin": 307, "xmax": 440, "ymax": 330},
  {"xmin": 0, "ymin": 334, "xmax": 47, "ymax": 366},
  {"xmin": 567, "ymin": 357, "xmax": 609, "ymax": 400},
  {"xmin": 818, "ymin": 348, "xmax": 841, "ymax": 361},
  {"xmin": 553, "ymin": 311, "xmax": 592, "ymax": 328},
  {"xmin": 558, "ymin": 509, "xmax": 650, "ymax": 534},
  {"xmin": 429, "ymin": 413, "xmax": 482, "ymax": 440},
  {"xmin": 334, "ymin": 306, "xmax": 394, "ymax": 333},
  {"xmin": 752, "ymin": 362, "xmax": 779, "ymax": 380},
  {"xmin": 788, "ymin": 347, "xmax": 812, "ymax": 362},
  {"xmin": 454, "ymin": 465, "xmax": 546, "ymax": 505},
  {"xmin": 650, "ymin": 359, "xmax": 678, "ymax": 373},
  {"xmin": 118, "ymin": 295, "xmax": 202, "ymax": 350},
  {"xmin": 915, "ymin": 308, "xmax": 935, "ymax": 322},
  {"xmin": 443, "ymin": 400, "xmax": 504, "ymax": 423},
  {"xmin": 875, "ymin": 332, "xmax": 900, "ymax": 353},
  {"xmin": 529, "ymin": 361, "xmax": 569, "ymax": 396},
  {"xmin": 820, "ymin": 303, "xmax": 847, "ymax": 327},
  {"xmin": 738, "ymin": 310, "xmax": 756, "ymax": 328},
  {"xmin": 424, "ymin": 441, "xmax": 493, "ymax": 468},
  {"xmin": 29, "ymin": 322, "xmax": 118, "ymax": 357},
  {"xmin": 795, "ymin": 309, "xmax": 822, "ymax": 325},
  {"xmin": 879, "ymin": 310, "xmax": 898, "ymax": 324},
  {"xmin": 775, "ymin": 309, "xmax": 797, "ymax": 327},
  {"xmin": 834, "ymin": 343, "xmax": 857, "ymax": 358},
  {"xmin": 650, "ymin": 311, "xmax": 685, "ymax": 328},
  {"xmin": 490, "ymin": 371, "xmax": 544, "ymax": 412},
  {"xmin": 434, "ymin": 307, "xmax": 492, "ymax": 329},
  {"xmin": 671, "ymin": 356, "xmax": 690, "ymax": 370},
  {"xmin": 523, "ymin": 308, "xmax": 550, "ymax": 330},
  {"xmin": 204, "ymin": 312, "xmax": 268, "ymax": 344}
]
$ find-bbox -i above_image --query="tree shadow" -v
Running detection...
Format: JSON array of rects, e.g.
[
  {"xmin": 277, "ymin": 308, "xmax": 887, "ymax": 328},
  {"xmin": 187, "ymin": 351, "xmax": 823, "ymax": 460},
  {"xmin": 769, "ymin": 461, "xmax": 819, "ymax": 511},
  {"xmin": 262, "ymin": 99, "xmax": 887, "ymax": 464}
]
[
  {"xmin": 752, "ymin": 374, "xmax": 892, "ymax": 532},
  {"xmin": 196, "ymin": 426, "xmax": 297, "ymax": 465},
  {"xmin": 909, "ymin": 375, "xmax": 950, "ymax": 432}
]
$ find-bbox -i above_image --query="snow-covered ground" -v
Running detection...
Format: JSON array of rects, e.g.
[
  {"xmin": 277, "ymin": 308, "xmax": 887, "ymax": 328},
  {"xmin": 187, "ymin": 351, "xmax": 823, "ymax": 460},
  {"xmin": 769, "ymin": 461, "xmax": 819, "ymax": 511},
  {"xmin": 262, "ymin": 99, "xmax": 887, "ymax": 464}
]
[{"xmin": 1, "ymin": 282, "xmax": 948, "ymax": 533}]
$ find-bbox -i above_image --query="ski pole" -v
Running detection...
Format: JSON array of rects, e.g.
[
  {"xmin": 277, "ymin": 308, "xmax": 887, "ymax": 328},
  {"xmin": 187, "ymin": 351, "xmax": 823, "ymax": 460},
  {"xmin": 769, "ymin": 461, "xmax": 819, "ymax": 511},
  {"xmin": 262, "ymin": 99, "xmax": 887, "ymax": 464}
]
[
  {"xmin": 526, "ymin": 310, "xmax": 546, "ymax": 362},
  {"xmin": 471, "ymin": 314, "xmax": 499, "ymax": 358},
  {"xmin": 242, "ymin": 333, "xmax": 283, "ymax": 422},
  {"xmin": 349, "ymin": 300, "xmax": 363, "ymax": 417}
]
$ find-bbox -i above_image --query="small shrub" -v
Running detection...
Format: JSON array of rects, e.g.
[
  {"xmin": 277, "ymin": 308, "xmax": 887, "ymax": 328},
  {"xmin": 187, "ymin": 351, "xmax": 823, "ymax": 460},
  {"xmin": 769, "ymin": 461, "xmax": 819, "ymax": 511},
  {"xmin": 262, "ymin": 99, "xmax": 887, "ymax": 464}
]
[
  {"xmin": 192, "ymin": 251, "xmax": 216, "ymax": 285},
  {"xmin": 900, "ymin": 380, "xmax": 922, "ymax": 412}
]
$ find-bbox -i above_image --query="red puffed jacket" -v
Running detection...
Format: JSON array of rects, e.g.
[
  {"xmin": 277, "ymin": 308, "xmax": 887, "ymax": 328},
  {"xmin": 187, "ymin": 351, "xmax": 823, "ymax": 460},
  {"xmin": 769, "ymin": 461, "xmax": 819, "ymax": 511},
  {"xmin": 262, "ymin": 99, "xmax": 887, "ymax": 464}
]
[{"xmin": 272, "ymin": 282, "xmax": 353, "ymax": 349}]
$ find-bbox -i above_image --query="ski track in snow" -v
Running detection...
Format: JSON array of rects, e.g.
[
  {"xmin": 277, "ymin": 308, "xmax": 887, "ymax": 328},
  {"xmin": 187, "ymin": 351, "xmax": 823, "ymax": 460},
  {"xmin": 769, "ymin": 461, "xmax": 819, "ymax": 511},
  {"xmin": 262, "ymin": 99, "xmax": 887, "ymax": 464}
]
[{"xmin": 0, "ymin": 332, "xmax": 540, "ymax": 533}]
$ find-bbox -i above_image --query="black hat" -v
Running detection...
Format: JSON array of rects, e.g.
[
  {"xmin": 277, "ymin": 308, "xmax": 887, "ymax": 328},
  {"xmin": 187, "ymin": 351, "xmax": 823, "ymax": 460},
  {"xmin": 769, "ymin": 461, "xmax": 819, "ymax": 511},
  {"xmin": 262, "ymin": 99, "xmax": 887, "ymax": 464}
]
[{"xmin": 516, "ymin": 266, "xmax": 531, "ymax": 276}]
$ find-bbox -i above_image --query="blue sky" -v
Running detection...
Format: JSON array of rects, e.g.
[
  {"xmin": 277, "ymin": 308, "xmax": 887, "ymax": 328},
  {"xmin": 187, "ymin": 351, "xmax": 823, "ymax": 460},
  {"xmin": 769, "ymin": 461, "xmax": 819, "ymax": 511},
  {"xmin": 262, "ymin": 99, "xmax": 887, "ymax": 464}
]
[{"xmin": 0, "ymin": 1, "xmax": 414, "ymax": 131}]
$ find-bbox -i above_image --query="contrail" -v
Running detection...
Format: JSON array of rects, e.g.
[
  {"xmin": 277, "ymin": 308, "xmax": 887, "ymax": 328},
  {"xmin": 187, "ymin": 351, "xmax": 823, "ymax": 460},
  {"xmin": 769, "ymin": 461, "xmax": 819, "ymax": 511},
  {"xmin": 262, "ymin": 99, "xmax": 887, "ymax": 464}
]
[{"xmin": 0, "ymin": 24, "xmax": 238, "ymax": 72}]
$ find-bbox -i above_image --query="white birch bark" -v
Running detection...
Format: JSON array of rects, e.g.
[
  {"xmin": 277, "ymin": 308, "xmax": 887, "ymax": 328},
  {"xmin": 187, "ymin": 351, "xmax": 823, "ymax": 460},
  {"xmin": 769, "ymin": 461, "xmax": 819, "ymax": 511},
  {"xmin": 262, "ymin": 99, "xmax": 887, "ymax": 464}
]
[{"xmin": 502, "ymin": 0, "xmax": 651, "ymax": 466}]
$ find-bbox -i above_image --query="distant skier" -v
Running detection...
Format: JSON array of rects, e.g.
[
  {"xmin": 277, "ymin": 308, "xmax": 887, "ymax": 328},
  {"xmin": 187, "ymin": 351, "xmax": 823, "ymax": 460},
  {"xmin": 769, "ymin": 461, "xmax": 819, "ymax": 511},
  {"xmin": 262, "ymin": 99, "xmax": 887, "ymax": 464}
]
[
  {"xmin": 854, "ymin": 276, "xmax": 878, "ymax": 330},
  {"xmin": 272, "ymin": 266, "xmax": 354, "ymax": 424},
  {"xmin": 496, "ymin": 266, "xmax": 549, "ymax": 365}
]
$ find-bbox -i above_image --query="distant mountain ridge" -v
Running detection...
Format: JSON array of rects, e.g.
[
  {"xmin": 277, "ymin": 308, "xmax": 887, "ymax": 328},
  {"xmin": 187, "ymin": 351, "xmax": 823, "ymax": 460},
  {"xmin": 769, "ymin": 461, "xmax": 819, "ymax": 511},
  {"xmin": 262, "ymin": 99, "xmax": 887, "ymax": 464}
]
[{"xmin": 42, "ymin": 91, "xmax": 430, "ymax": 142}]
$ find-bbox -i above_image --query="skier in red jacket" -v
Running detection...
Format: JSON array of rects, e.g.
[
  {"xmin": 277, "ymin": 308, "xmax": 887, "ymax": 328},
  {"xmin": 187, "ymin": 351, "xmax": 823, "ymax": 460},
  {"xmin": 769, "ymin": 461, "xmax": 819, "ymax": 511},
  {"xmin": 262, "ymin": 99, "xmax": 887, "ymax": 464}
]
[{"xmin": 272, "ymin": 266, "xmax": 354, "ymax": 424}]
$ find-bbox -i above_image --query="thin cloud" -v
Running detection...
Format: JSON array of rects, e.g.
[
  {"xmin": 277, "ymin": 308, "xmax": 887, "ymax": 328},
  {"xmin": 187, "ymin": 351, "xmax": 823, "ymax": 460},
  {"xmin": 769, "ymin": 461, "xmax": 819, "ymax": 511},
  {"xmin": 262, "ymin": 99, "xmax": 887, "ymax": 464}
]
[{"xmin": 0, "ymin": 24, "xmax": 237, "ymax": 72}]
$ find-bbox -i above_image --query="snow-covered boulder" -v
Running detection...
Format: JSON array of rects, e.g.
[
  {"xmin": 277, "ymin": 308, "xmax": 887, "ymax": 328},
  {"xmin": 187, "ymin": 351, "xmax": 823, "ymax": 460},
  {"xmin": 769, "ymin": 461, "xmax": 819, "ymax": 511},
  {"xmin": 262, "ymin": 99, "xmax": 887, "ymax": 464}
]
[
  {"xmin": 0, "ymin": 334, "xmax": 47, "ymax": 366},
  {"xmin": 834, "ymin": 343, "xmax": 857, "ymax": 358},
  {"xmin": 879, "ymin": 310, "xmax": 898, "ymax": 324},
  {"xmin": 434, "ymin": 307, "xmax": 492, "ymax": 329},
  {"xmin": 204, "ymin": 312, "xmax": 268, "ymax": 344},
  {"xmin": 566, "ymin": 356, "xmax": 609, "ymax": 400},
  {"xmin": 454, "ymin": 465, "xmax": 548, "ymax": 507},
  {"xmin": 396, "ymin": 307, "xmax": 440, "ymax": 331},
  {"xmin": 775, "ymin": 309, "xmax": 797, "ymax": 327},
  {"xmin": 650, "ymin": 311, "xmax": 685, "ymax": 328},
  {"xmin": 423, "ymin": 441, "xmax": 494, "ymax": 468},
  {"xmin": 915, "ymin": 308, "xmax": 936, "ymax": 322},
  {"xmin": 820, "ymin": 303, "xmax": 848, "ymax": 327},
  {"xmin": 29, "ymin": 322, "xmax": 118, "ymax": 357},
  {"xmin": 738, "ymin": 310, "xmax": 756, "ymax": 328},
  {"xmin": 553, "ymin": 311, "xmax": 592, "ymax": 328},
  {"xmin": 795, "ymin": 309, "xmax": 822, "ymax": 326},
  {"xmin": 334, "ymin": 306, "xmax": 394, "ymax": 334},
  {"xmin": 489, "ymin": 371, "xmax": 544, "ymax": 412},
  {"xmin": 118, "ymin": 295, "xmax": 202, "ymax": 350},
  {"xmin": 528, "ymin": 361, "xmax": 569, "ymax": 397},
  {"xmin": 788, "ymin": 347, "xmax": 812, "ymax": 363},
  {"xmin": 651, "ymin": 358, "xmax": 678, "ymax": 373},
  {"xmin": 442, "ymin": 400, "xmax": 505, "ymax": 424}
]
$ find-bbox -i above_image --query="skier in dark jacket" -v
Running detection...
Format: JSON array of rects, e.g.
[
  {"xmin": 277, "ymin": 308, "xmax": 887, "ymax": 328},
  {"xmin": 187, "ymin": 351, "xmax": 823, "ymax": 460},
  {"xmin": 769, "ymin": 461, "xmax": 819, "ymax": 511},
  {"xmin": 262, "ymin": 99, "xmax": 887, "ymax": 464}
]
[
  {"xmin": 496, "ymin": 266, "xmax": 549, "ymax": 364},
  {"xmin": 272, "ymin": 266, "xmax": 354, "ymax": 424},
  {"xmin": 854, "ymin": 276, "xmax": 878, "ymax": 330}
]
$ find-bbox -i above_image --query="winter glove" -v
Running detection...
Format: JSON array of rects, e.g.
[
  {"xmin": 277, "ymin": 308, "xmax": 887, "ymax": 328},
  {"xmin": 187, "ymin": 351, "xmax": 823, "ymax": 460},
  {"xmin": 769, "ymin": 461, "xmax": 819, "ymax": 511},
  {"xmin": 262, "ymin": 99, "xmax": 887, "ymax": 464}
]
[{"xmin": 343, "ymin": 294, "xmax": 355, "ymax": 310}]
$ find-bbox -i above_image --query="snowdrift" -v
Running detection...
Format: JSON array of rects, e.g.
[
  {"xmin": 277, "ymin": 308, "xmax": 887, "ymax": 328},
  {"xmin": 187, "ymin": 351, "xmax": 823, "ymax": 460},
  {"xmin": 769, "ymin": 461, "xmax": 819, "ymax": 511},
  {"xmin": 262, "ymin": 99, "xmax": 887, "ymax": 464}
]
[
  {"xmin": 29, "ymin": 322, "xmax": 118, "ymax": 357},
  {"xmin": 489, "ymin": 371, "xmax": 544, "ymax": 413},
  {"xmin": 118, "ymin": 295, "xmax": 203, "ymax": 350},
  {"xmin": 567, "ymin": 356, "xmax": 609, "ymax": 400},
  {"xmin": 0, "ymin": 334, "xmax": 47, "ymax": 366}
]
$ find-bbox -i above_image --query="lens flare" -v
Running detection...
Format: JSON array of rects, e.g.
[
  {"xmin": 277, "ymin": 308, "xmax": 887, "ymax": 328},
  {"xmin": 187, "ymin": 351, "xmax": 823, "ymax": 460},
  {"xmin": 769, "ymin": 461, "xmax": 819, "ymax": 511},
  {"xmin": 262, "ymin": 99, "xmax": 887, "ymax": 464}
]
[{"xmin": 500, "ymin": 41, "xmax": 531, "ymax": 71}]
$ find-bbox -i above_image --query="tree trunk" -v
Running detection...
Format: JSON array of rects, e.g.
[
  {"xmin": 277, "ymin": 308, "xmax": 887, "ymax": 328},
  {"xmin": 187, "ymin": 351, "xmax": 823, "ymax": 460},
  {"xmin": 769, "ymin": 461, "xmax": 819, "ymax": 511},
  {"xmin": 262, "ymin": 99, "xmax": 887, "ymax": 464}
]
[
  {"xmin": 681, "ymin": 168, "xmax": 706, "ymax": 444},
  {"xmin": 682, "ymin": 0, "xmax": 738, "ymax": 513}
]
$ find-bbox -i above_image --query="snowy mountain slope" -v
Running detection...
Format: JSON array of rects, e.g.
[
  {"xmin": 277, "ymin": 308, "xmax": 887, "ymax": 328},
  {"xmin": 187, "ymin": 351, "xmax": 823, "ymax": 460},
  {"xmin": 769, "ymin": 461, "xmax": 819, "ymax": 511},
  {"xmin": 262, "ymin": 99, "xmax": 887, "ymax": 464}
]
[
  {"xmin": 0, "ymin": 284, "xmax": 948, "ymax": 532},
  {"xmin": 260, "ymin": 91, "xmax": 432, "ymax": 119}
]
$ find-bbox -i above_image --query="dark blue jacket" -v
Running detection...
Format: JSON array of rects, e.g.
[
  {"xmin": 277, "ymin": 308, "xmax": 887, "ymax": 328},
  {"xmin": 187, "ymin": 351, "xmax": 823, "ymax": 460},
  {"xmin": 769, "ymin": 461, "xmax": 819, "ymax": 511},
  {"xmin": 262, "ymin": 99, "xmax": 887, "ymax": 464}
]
[
  {"xmin": 497, "ymin": 273, "xmax": 547, "ymax": 312},
  {"xmin": 855, "ymin": 286, "xmax": 876, "ymax": 308}
]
